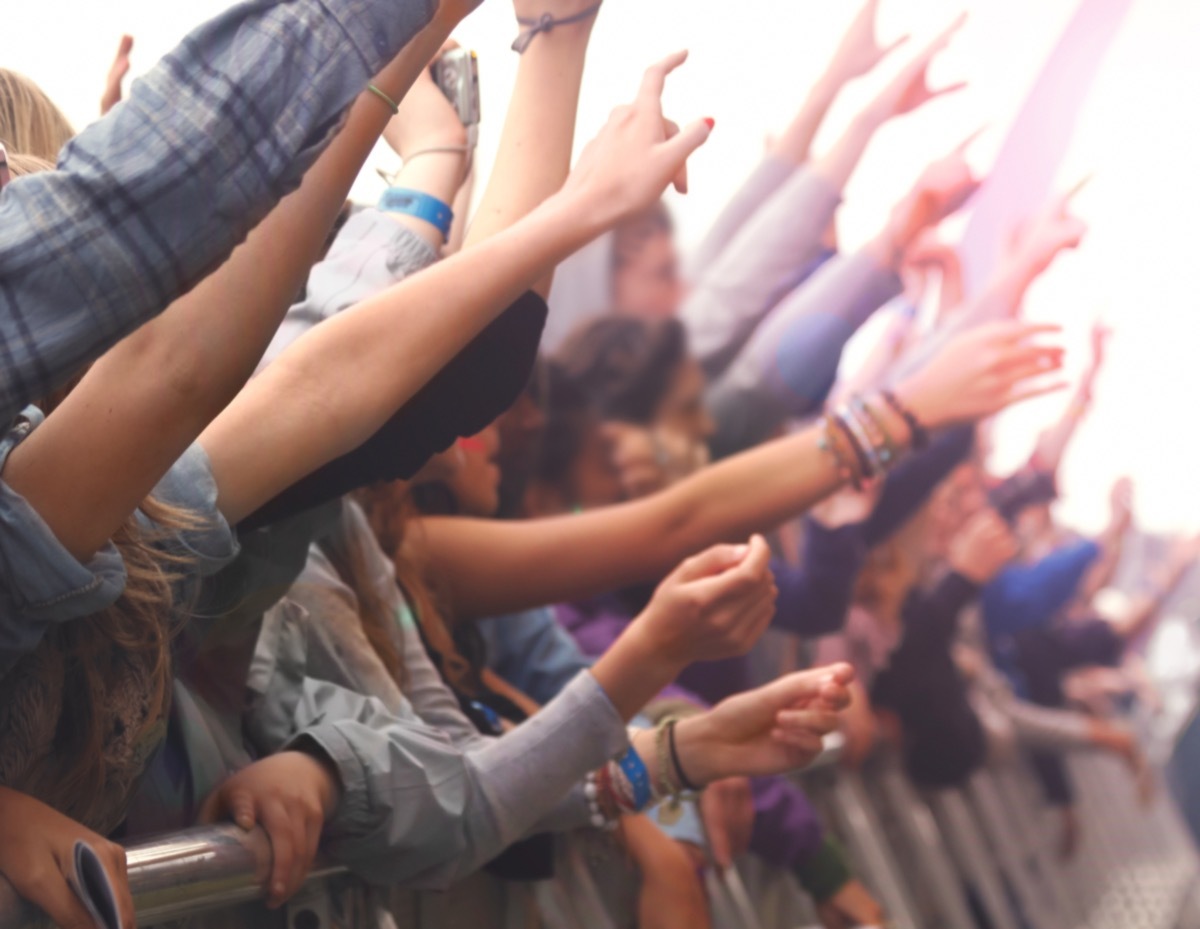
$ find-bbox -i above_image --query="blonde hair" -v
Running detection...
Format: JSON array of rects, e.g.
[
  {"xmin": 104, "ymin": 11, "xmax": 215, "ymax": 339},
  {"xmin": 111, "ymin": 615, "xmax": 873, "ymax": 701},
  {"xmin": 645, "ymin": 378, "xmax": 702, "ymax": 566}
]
[
  {"xmin": 0, "ymin": 70, "xmax": 73, "ymax": 161},
  {"xmin": 7, "ymin": 152, "xmax": 54, "ymax": 177}
]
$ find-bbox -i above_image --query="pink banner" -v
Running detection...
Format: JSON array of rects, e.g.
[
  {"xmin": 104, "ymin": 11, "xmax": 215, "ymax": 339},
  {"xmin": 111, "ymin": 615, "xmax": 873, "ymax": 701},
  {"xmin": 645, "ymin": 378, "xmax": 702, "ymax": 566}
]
[{"xmin": 959, "ymin": 0, "xmax": 1133, "ymax": 293}]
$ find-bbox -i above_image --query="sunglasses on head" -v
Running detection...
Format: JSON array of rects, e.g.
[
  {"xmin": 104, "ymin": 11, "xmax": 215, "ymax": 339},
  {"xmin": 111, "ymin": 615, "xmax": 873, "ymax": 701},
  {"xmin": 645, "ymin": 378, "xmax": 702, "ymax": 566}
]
[{"xmin": 0, "ymin": 143, "xmax": 10, "ymax": 191}]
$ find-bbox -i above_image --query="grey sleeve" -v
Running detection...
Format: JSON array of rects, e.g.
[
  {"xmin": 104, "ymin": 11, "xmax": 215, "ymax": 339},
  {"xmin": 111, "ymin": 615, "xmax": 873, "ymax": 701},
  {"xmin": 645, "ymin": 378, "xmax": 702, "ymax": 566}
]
[
  {"xmin": 680, "ymin": 167, "xmax": 842, "ymax": 379},
  {"xmin": 1004, "ymin": 700, "xmax": 1095, "ymax": 752},
  {"xmin": 706, "ymin": 249, "xmax": 902, "ymax": 459},
  {"xmin": 257, "ymin": 209, "xmax": 439, "ymax": 373},
  {"xmin": 248, "ymin": 600, "xmax": 627, "ymax": 887},
  {"xmin": 683, "ymin": 156, "xmax": 797, "ymax": 284}
]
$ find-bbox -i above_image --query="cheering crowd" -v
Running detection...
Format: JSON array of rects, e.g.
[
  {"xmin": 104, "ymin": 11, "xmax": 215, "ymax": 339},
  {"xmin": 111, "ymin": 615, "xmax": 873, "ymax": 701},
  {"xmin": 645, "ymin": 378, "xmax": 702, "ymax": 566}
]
[{"xmin": 0, "ymin": 0, "xmax": 1193, "ymax": 927}]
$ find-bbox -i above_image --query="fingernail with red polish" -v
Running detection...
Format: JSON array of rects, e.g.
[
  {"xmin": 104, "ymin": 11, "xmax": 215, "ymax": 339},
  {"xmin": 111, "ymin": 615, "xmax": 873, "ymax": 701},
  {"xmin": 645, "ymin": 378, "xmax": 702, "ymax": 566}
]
[{"xmin": 704, "ymin": 117, "xmax": 715, "ymax": 130}]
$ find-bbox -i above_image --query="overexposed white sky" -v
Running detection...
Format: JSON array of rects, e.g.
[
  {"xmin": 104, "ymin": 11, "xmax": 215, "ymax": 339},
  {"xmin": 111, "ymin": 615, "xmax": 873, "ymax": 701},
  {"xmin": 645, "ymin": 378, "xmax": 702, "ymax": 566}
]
[{"xmin": 4, "ymin": 0, "xmax": 1199, "ymax": 534}]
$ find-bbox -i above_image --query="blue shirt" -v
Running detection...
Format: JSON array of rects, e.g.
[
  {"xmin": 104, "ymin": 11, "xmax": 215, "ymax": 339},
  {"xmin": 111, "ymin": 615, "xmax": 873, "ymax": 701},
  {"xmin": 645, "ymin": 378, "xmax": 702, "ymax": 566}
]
[{"xmin": 0, "ymin": 0, "xmax": 436, "ymax": 423}]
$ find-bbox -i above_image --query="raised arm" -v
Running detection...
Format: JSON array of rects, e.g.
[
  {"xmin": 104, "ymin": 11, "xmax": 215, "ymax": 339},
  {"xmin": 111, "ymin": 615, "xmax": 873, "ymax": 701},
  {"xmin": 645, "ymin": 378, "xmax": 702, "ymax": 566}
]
[
  {"xmin": 705, "ymin": 141, "xmax": 980, "ymax": 458},
  {"xmin": 685, "ymin": 0, "xmax": 907, "ymax": 277},
  {"xmin": 1075, "ymin": 476, "xmax": 1133, "ymax": 605},
  {"xmin": 1030, "ymin": 322, "xmax": 1108, "ymax": 475},
  {"xmin": 4, "ymin": 25, "xmax": 457, "ymax": 561},
  {"xmin": 680, "ymin": 14, "xmax": 968, "ymax": 377},
  {"xmin": 417, "ymin": 321, "xmax": 1063, "ymax": 619},
  {"xmin": 0, "ymin": 0, "xmax": 452, "ymax": 423},
  {"xmin": 199, "ymin": 55, "xmax": 714, "ymax": 526}
]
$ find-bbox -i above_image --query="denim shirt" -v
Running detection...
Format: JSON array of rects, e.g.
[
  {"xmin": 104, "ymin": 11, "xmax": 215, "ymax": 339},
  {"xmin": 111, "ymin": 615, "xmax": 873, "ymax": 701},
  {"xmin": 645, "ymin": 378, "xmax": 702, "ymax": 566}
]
[{"xmin": 0, "ymin": 410, "xmax": 238, "ymax": 678}]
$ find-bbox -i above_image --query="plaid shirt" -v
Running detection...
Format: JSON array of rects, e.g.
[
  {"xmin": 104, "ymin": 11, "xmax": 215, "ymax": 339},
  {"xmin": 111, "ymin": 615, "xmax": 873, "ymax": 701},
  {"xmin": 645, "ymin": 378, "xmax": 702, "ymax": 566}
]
[{"xmin": 0, "ymin": 0, "xmax": 436, "ymax": 424}]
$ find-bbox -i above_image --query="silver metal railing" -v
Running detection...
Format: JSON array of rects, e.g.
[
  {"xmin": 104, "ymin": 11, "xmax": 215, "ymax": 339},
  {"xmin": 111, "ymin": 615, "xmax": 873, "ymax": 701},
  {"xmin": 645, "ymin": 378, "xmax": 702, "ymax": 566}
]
[{"xmin": 0, "ymin": 825, "xmax": 344, "ymax": 929}]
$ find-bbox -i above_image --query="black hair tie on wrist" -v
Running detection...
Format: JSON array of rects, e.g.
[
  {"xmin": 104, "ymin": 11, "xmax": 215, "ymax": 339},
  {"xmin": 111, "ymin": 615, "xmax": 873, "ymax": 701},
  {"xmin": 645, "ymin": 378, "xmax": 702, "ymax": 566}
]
[{"xmin": 667, "ymin": 719, "xmax": 701, "ymax": 792}]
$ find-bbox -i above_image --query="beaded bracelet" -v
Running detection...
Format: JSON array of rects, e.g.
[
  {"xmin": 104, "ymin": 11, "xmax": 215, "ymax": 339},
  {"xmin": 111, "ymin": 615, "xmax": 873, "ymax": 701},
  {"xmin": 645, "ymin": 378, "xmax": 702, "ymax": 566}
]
[
  {"xmin": 881, "ymin": 390, "xmax": 929, "ymax": 449},
  {"xmin": 831, "ymin": 410, "xmax": 875, "ymax": 483}
]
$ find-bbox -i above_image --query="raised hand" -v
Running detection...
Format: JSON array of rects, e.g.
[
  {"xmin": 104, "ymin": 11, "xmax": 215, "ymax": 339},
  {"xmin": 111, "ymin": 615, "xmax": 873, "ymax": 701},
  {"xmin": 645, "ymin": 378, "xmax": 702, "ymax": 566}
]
[
  {"xmin": 671, "ymin": 665, "xmax": 855, "ymax": 785},
  {"xmin": 633, "ymin": 534, "xmax": 778, "ymax": 667},
  {"xmin": 199, "ymin": 752, "xmax": 340, "ymax": 910},
  {"xmin": 948, "ymin": 508, "xmax": 1019, "ymax": 583},
  {"xmin": 882, "ymin": 133, "xmax": 982, "ymax": 257},
  {"xmin": 100, "ymin": 35, "xmax": 134, "ymax": 116},
  {"xmin": 827, "ymin": 0, "xmax": 910, "ymax": 83},
  {"xmin": 381, "ymin": 49, "xmax": 469, "ymax": 163},
  {"xmin": 1011, "ymin": 180, "xmax": 1089, "ymax": 277},
  {"xmin": 0, "ymin": 786, "xmax": 134, "ymax": 929},
  {"xmin": 1108, "ymin": 477, "xmax": 1134, "ymax": 533},
  {"xmin": 893, "ymin": 320, "xmax": 1065, "ymax": 430},
  {"xmin": 562, "ymin": 52, "xmax": 713, "ymax": 224},
  {"xmin": 868, "ymin": 13, "xmax": 967, "ymax": 123}
]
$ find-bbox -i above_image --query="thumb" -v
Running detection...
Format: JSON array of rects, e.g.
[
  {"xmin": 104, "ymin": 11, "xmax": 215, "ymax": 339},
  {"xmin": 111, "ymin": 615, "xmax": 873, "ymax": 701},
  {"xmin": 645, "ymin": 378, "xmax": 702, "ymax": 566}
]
[
  {"xmin": 672, "ymin": 539, "xmax": 750, "ymax": 584},
  {"xmin": 199, "ymin": 785, "xmax": 256, "ymax": 831},
  {"xmin": 655, "ymin": 117, "xmax": 715, "ymax": 189}
]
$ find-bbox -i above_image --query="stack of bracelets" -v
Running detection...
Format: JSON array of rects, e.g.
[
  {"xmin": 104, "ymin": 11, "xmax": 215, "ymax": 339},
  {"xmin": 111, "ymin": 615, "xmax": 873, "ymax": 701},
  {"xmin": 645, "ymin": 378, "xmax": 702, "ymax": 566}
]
[
  {"xmin": 584, "ymin": 718, "xmax": 701, "ymax": 829},
  {"xmin": 818, "ymin": 390, "xmax": 929, "ymax": 491}
]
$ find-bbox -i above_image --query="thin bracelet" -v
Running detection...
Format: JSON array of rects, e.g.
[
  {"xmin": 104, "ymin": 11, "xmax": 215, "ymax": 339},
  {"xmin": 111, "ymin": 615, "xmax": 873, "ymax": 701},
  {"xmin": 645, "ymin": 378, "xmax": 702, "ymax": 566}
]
[
  {"xmin": 831, "ymin": 411, "xmax": 874, "ymax": 482},
  {"xmin": 667, "ymin": 719, "xmax": 701, "ymax": 793},
  {"xmin": 512, "ymin": 1, "xmax": 603, "ymax": 53},
  {"xmin": 881, "ymin": 389, "xmax": 929, "ymax": 449},
  {"xmin": 856, "ymin": 396, "xmax": 899, "ymax": 467},
  {"xmin": 840, "ymin": 404, "xmax": 884, "ymax": 478},
  {"xmin": 366, "ymin": 83, "xmax": 399, "ymax": 115},
  {"xmin": 818, "ymin": 415, "xmax": 861, "ymax": 490}
]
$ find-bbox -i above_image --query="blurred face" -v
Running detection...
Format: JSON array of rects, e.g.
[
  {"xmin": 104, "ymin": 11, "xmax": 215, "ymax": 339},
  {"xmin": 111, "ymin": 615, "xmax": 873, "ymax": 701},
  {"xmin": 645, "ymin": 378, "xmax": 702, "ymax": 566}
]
[
  {"xmin": 612, "ymin": 232, "xmax": 683, "ymax": 319},
  {"xmin": 568, "ymin": 421, "xmax": 626, "ymax": 510},
  {"xmin": 445, "ymin": 424, "xmax": 502, "ymax": 517},
  {"xmin": 655, "ymin": 357, "xmax": 715, "ymax": 446}
]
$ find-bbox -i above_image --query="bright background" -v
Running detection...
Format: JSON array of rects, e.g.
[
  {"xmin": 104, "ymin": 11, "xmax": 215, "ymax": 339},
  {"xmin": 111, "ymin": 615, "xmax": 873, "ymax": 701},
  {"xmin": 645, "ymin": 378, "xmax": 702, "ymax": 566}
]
[{"xmin": 4, "ymin": 0, "xmax": 1199, "ymax": 536}]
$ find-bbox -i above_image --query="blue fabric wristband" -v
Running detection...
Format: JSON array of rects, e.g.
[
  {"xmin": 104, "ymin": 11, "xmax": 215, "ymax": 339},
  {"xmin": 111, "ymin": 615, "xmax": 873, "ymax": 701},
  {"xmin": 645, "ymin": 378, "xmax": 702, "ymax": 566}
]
[
  {"xmin": 378, "ymin": 188, "xmax": 454, "ymax": 238},
  {"xmin": 617, "ymin": 746, "xmax": 653, "ymax": 811}
]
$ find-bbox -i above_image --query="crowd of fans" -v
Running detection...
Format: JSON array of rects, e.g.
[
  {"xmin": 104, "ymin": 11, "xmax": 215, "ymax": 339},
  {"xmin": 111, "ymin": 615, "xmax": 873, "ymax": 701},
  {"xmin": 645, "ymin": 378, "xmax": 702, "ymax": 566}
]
[{"xmin": 0, "ymin": 1, "xmax": 1192, "ymax": 927}]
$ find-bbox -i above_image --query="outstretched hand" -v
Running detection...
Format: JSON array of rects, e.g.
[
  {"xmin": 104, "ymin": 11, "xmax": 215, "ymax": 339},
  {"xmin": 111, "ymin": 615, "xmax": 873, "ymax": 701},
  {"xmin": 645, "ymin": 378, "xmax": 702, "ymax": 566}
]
[
  {"xmin": 673, "ymin": 664, "xmax": 855, "ymax": 785},
  {"xmin": 869, "ymin": 13, "xmax": 967, "ymax": 123},
  {"xmin": 1011, "ymin": 180, "xmax": 1089, "ymax": 276},
  {"xmin": 563, "ymin": 52, "xmax": 714, "ymax": 223},
  {"xmin": 895, "ymin": 320, "xmax": 1066, "ymax": 430},
  {"xmin": 883, "ymin": 132, "xmax": 982, "ymax": 257},
  {"xmin": 636, "ymin": 534, "xmax": 778, "ymax": 668},
  {"xmin": 827, "ymin": 0, "xmax": 910, "ymax": 84},
  {"xmin": 100, "ymin": 35, "xmax": 134, "ymax": 116}
]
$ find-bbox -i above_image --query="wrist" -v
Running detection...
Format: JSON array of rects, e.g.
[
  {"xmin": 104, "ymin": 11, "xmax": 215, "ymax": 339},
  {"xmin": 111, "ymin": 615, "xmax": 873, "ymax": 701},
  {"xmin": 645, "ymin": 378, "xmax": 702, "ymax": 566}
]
[{"xmin": 670, "ymin": 715, "xmax": 724, "ymax": 787}]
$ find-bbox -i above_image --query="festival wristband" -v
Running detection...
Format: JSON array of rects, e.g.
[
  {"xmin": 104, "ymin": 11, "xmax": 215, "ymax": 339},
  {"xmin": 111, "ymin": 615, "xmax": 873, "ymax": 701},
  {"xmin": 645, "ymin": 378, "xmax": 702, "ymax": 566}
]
[{"xmin": 378, "ymin": 187, "xmax": 454, "ymax": 239}]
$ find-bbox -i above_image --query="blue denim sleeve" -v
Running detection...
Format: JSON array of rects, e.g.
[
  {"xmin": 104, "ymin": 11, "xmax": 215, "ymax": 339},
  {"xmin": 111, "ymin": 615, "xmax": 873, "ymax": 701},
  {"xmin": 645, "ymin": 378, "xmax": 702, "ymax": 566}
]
[
  {"xmin": 982, "ymin": 539, "xmax": 1102, "ymax": 639},
  {"xmin": 480, "ymin": 608, "xmax": 594, "ymax": 706},
  {"xmin": 0, "ymin": 409, "xmax": 127, "ymax": 676},
  {"xmin": 0, "ymin": 0, "xmax": 436, "ymax": 423}
]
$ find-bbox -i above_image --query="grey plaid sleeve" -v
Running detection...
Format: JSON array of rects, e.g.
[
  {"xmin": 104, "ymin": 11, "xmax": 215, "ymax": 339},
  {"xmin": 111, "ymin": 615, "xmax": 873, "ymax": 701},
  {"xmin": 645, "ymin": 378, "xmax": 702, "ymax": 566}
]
[{"xmin": 0, "ymin": 0, "xmax": 435, "ymax": 423}]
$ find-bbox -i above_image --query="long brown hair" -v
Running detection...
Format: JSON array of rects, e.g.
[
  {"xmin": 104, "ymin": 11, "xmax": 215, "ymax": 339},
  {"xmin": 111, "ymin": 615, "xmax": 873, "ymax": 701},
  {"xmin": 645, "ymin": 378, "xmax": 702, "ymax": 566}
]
[
  {"xmin": 0, "ymin": 498, "xmax": 200, "ymax": 832},
  {"xmin": 353, "ymin": 483, "xmax": 477, "ymax": 694}
]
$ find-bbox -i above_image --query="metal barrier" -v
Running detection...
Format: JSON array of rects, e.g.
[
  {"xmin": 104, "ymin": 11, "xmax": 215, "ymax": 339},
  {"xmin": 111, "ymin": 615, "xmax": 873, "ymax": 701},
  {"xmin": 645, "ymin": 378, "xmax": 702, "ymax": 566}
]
[
  {"xmin": 4, "ymin": 740, "xmax": 1199, "ymax": 929},
  {"xmin": 0, "ymin": 825, "xmax": 342, "ymax": 929}
]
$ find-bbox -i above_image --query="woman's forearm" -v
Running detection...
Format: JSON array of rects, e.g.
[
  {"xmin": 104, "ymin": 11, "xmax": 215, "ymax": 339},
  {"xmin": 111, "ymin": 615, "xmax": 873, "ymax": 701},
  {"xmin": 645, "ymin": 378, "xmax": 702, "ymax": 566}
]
[
  {"xmin": 425, "ymin": 412, "xmax": 910, "ymax": 619},
  {"xmin": 203, "ymin": 191, "xmax": 607, "ymax": 525},
  {"xmin": 4, "ymin": 80, "xmax": 423, "ymax": 561}
]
